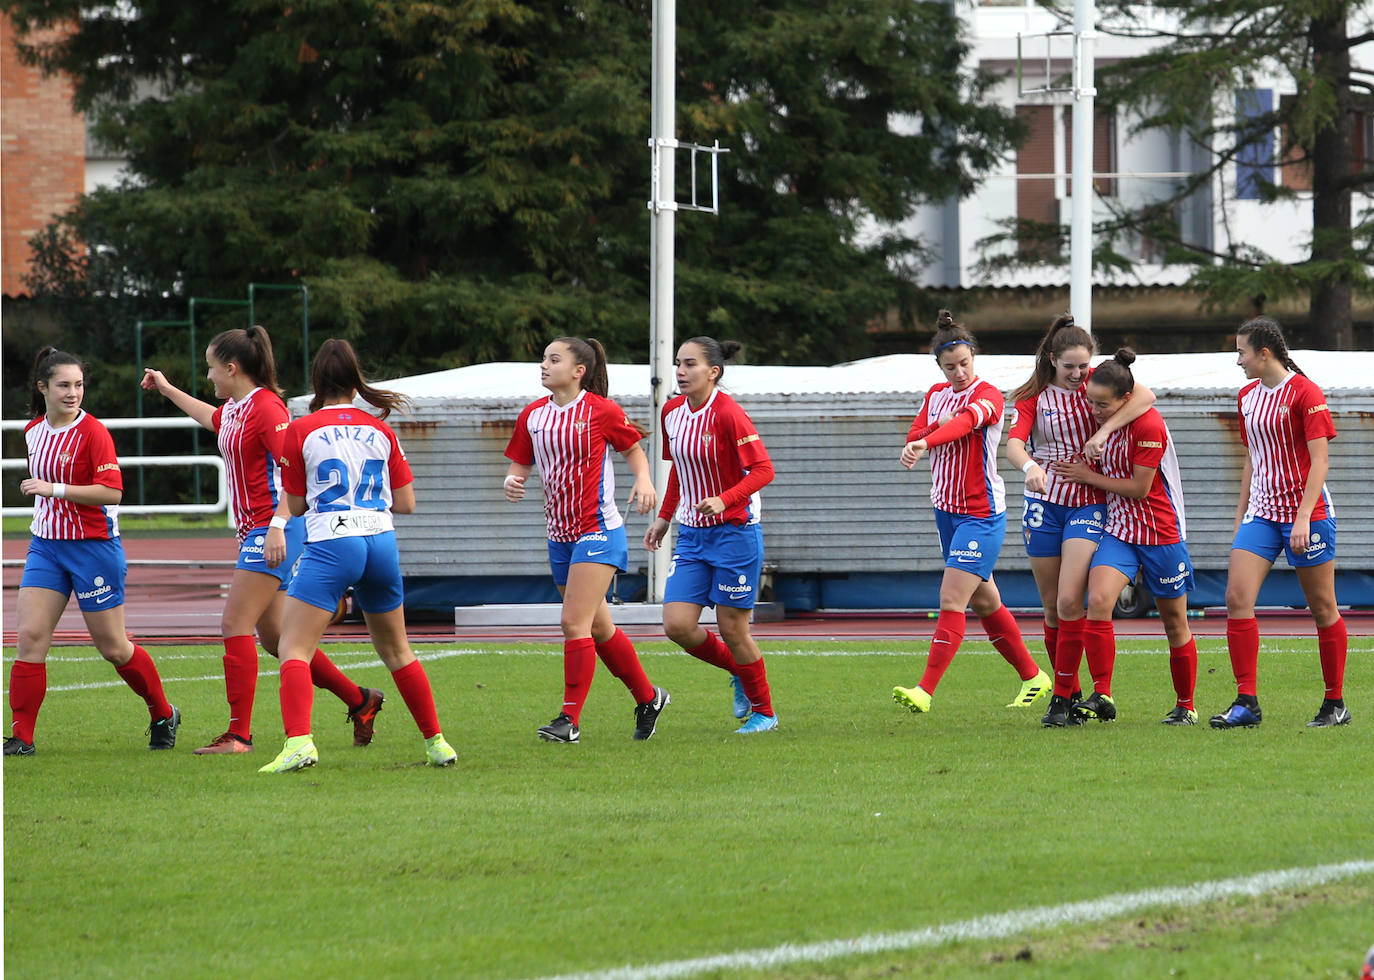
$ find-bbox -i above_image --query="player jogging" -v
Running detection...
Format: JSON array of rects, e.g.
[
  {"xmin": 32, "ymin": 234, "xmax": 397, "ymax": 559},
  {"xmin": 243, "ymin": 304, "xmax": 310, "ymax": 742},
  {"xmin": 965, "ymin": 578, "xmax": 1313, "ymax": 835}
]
[
  {"xmin": 504, "ymin": 337, "xmax": 670, "ymax": 743},
  {"xmin": 1051, "ymin": 349, "xmax": 1199, "ymax": 727},
  {"xmin": 644, "ymin": 337, "xmax": 779, "ymax": 734},
  {"xmin": 1210, "ymin": 316, "xmax": 1349, "ymax": 730},
  {"xmin": 892, "ymin": 310, "xmax": 1051, "ymax": 715},
  {"xmin": 142, "ymin": 327, "xmax": 384, "ymax": 754},
  {"xmin": 5, "ymin": 347, "xmax": 179, "ymax": 757},
  {"xmin": 1005, "ymin": 314, "xmax": 1155, "ymax": 720},
  {"xmin": 257, "ymin": 339, "xmax": 456, "ymax": 772}
]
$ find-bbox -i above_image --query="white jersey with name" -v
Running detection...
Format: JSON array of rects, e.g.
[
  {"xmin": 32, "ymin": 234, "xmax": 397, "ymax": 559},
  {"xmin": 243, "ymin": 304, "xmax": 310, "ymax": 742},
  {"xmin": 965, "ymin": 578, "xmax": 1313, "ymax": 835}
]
[{"xmin": 278, "ymin": 406, "xmax": 414, "ymax": 543}]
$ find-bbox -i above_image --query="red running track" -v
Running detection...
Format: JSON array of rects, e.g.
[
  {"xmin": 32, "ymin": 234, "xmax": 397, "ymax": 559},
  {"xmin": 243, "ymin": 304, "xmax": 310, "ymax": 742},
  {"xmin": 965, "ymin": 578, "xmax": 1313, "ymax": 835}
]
[{"xmin": 5, "ymin": 535, "xmax": 1370, "ymax": 646}]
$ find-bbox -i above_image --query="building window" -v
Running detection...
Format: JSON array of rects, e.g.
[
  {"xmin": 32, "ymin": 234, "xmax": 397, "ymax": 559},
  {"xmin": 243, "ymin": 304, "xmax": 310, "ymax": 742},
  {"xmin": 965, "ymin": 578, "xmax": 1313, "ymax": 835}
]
[
  {"xmin": 1015, "ymin": 102, "xmax": 1117, "ymax": 253},
  {"xmin": 1235, "ymin": 89, "xmax": 1275, "ymax": 200}
]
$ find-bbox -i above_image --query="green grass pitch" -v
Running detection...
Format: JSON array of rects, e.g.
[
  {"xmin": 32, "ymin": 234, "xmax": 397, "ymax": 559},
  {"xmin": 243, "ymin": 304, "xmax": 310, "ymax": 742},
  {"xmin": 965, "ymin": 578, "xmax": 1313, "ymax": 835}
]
[{"xmin": 4, "ymin": 636, "xmax": 1371, "ymax": 978}]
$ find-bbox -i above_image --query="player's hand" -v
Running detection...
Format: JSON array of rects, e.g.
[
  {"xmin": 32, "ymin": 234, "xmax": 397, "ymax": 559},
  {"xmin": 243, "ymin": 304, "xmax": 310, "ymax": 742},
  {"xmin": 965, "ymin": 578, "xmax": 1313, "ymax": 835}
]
[
  {"xmin": 1050, "ymin": 458, "xmax": 1091, "ymax": 484},
  {"xmin": 503, "ymin": 474, "xmax": 526, "ymax": 502},
  {"xmin": 627, "ymin": 478, "xmax": 657, "ymax": 515},
  {"xmin": 1023, "ymin": 463, "xmax": 1048, "ymax": 494},
  {"xmin": 264, "ymin": 527, "xmax": 286, "ymax": 568},
  {"xmin": 1082, "ymin": 431, "xmax": 1107, "ymax": 461},
  {"xmin": 1289, "ymin": 516, "xmax": 1312, "ymax": 554},
  {"xmin": 900, "ymin": 440, "xmax": 927, "ymax": 469},
  {"xmin": 695, "ymin": 496, "xmax": 726, "ymax": 517},
  {"xmin": 19, "ymin": 478, "xmax": 52, "ymax": 498},
  {"xmin": 643, "ymin": 517, "xmax": 669, "ymax": 552},
  {"xmin": 141, "ymin": 368, "xmax": 170, "ymax": 393}
]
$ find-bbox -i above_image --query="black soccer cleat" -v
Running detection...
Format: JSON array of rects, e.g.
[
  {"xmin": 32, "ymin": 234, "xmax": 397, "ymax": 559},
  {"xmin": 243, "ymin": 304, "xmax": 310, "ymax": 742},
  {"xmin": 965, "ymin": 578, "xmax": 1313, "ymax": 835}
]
[
  {"xmin": 537, "ymin": 713, "xmax": 580, "ymax": 743},
  {"xmin": 1041, "ymin": 694, "xmax": 1073, "ymax": 728},
  {"xmin": 633, "ymin": 687, "xmax": 670, "ymax": 741},
  {"xmin": 148, "ymin": 705, "xmax": 181, "ymax": 750},
  {"xmin": 1161, "ymin": 705, "xmax": 1198, "ymax": 726},
  {"xmin": 3, "ymin": 736, "xmax": 35, "ymax": 757},
  {"xmin": 1072, "ymin": 691, "xmax": 1117, "ymax": 723},
  {"xmin": 1306, "ymin": 699, "xmax": 1351, "ymax": 728}
]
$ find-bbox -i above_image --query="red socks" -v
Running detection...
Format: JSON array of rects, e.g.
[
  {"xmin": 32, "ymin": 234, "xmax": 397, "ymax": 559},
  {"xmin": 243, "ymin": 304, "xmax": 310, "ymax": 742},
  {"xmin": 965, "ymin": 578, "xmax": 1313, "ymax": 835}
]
[
  {"xmin": 1042, "ymin": 623, "xmax": 1059, "ymax": 676},
  {"xmin": 391, "ymin": 660, "xmax": 441, "ymax": 738},
  {"xmin": 918, "ymin": 610, "xmax": 966, "ymax": 694},
  {"xmin": 278, "ymin": 659, "xmax": 314, "ymax": 737},
  {"xmin": 310, "ymin": 648, "xmax": 364, "ymax": 708},
  {"xmin": 1317, "ymin": 617, "xmax": 1347, "ymax": 700},
  {"xmin": 685, "ymin": 630, "xmax": 738, "ymax": 673},
  {"xmin": 737, "ymin": 657, "xmax": 774, "ymax": 717},
  {"xmin": 8, "ymin": 661, "xmax": 47, "ymax": 743},
  {"xmin": 115, "ymin": 644, "xmax": 173, "ymax": 721},
  {"xmin": 223, "ymin": 635, "xmax": 258, "ymax": 739},
  {"xmin": 1226, "ymin": 617, "xmax": 1260, "ymax": 697},
  {"xmin": 595, "ymin": 628, "xmax": 654, "ymax": 704},
  {"xmin": 1082, "ymin": 619, "xmax": 1116, "ymax": 696},
  {"xmin": 561, "ymin": 637, "xmax": 597, "ymax": 724},
  {"xmin": 979, "ymin": 605, "xmax": 1040, "ymax": 681},
  {"xmin": 1054, "ymin": 617, "xmax": 1085, "ymax": 698},
  {"xmin": 1169, "ymin": 638, "xmax": 1198, "ymax": 710}
]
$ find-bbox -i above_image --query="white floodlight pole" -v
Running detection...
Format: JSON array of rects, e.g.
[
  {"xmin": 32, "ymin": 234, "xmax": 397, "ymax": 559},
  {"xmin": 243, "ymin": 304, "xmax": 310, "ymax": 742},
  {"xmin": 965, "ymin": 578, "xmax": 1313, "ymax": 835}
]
[
  {"xmin": 1070, "ymin": 0, "xmax": 1096, "ymax": 333},
  {"xmin": 647, "ymin": 0, "xmax": 676, "ymax": 601}
]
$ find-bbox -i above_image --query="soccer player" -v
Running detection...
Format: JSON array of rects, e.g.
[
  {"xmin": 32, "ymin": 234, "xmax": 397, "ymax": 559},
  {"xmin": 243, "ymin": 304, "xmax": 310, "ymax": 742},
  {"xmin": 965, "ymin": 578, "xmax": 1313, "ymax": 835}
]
[
  {"xmin": 1210, "ymin": 316, "xmax": 1349, "ymax": 729},
  {"xmin": 1005, "ymin": 314, "xmax": 1155, "ymax": 720},
  {"xmin": 504, "ymin": 336, "xmax": 670, "ymax": 743},
  {"xmin": 256, "ymin": 339, "xmax": 456, "ymax": 772},
  {"xmin": 643, "ymin": 337, "xmax": 779, "ymax": 733},
  {"xmin": 5, "ymin": 347, "xmax": 179, "ymax": 756},
  {"xmin": 142, "ymin": 327, "xmax": 383, "ymax": 755},
  {"xmin": 1050, "ymin": 349, "xmax": 1199, "ymax": 726},
  {"xmin": 892, "ymin": 310, "xmax": 1052, "ymax": 714}
]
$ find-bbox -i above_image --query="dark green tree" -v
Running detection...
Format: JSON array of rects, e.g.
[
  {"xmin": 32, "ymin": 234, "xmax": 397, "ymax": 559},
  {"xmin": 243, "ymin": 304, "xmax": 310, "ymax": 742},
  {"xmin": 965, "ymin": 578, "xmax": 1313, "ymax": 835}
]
[{"xmin": 3, "ymin": 0, "xmax": 1019, "ymax": 397}]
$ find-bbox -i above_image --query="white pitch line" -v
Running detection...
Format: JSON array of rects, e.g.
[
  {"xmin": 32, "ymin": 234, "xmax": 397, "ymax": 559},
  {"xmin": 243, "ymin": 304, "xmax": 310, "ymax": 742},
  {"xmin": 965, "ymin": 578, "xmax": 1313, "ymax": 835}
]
[{"xmin": 529, "ymin": 860, "xmax": 1374, "ymax": 980}]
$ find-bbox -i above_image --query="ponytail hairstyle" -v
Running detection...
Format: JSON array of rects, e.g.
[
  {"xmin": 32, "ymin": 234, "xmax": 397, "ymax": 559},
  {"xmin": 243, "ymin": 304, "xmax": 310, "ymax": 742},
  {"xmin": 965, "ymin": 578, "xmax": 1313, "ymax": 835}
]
[
  {"xmin": 209, "ymin": 325, "xmax": 284, "ymax": 401},
  {"xmin": 552, "ymin": 336, "xmax": 610, "ymax": 398},
  {"xmin": 1010, "ymin": 313, "xmax": 1096, "ymax": 403},
  {"xmin": 1237, "ymin": 316, "xmax": 1304, "ymax": 376},
  {"xmin": 1090, "ymin": 348, "xmax": 1138, "ymax": 399},
  {"xmin": 308, "ymin": 338, "xmax": 409, "ymax": 419},
  {"xmin": 30, "ymin": 346, "xmax": 84, "ymax": 417},
  {"xmin": 684, "ymin": 335, "xmax": 743, "ymax": 386},
  {"xmin": 929, "ymin": 309, "xmax": 977, "ymax": 359}
]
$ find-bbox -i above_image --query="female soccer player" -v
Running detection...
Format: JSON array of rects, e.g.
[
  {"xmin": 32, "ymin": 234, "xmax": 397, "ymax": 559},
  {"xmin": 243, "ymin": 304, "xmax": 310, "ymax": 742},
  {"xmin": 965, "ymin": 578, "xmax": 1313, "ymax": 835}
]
[
  {"xmin": 5, "ymin": 347, "xmax": 179, "ymax": 756},
  {"xmin": 643, "ymin": 337, "xmax": 779, "ymax": 733},
  {"xmin": 142, "ymin": 327, "xmax": 383, "ymax": 754},
  {"xmin": 1050, "ymin": 349, "xmax": 1198, "ymax": 726},
  {"xmin": 257, "ymin": 339, "xmax": 455, "ymax": 772},
  {"xmin": 504, "ymin": 336, "xmax": 670, "ymax": 743},
  {"xmin": 1210, "ymin": 317, "xmax": 1348, "ymax": 729},
  {"xmin": 892, "ymin": 311, "xmax": 1051, "ymax": 715},
  {"xmin": 1005, "ymin": 314, "xmax": 1155, "ymax": 714}
]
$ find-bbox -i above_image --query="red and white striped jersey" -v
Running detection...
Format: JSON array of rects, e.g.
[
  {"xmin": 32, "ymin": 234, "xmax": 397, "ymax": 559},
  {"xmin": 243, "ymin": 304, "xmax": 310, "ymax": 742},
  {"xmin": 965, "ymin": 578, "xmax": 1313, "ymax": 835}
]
[
  {"xmin": 506, "ymin": 390, "xmax": 644, "ymax": 542},
  {"xmin": 212, "ymin": 387, "xmax": 290, "ymax": 542},
  {"xmin": 1096, "ymin": 408, "xmax": 1186, "ymax": 545},
  {"xmin": 910, "ymin": 379, "xmax": 1006, "ymax": 517},
  {"xmin": 24, "ymin": 411, "xmax": 122, "ymax": 540},
  {"xmin": 1238, "ymin": 373, "xmax": 1337, "ymax": 522},
  {"xmin": 659, "ymin": 389, "xmax": 772, "ymax": 527},
  {"xmin": 1009, "ymin": 376, "xmax": 1106, "ymax": 508},
  {"xmin": 278, "ymin": 406, "xmax": 413, "ymax": 543}
]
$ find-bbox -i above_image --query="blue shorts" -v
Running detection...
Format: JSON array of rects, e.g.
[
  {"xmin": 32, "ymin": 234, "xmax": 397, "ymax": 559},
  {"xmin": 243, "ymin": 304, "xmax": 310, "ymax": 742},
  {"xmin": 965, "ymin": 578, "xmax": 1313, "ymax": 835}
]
[
  {"xmin": 1091, "ymin": 534, "xmax": 1194, "ymax": 598},
  {"xmin": 21, "ymin": 536, "xmax": 127, "ymax": 612},
  {"xmin": 664, "ymin": 522, "xmax": 765, "ymax": 609},
  {"xmin": 547, "ymin": 526, "xmax": 629, "ymax": 587},
  {"xmin": 934, "ymin": 509, "xmax": 1006, "ymax": 581},
  {"xmin": 1022, "ymin": 499, "xmax": 1105, "ymax": 557},
  {"xmin": 236, "ymin": 520, "xmax": 305, "ymax": 588},
  {"xmin": 1232, "ymin": 514, "xmax": 1336, "ymax": 568},
  {"xmin": 287, "ymin": 531, "xmax": 404, "ymax": 614}
]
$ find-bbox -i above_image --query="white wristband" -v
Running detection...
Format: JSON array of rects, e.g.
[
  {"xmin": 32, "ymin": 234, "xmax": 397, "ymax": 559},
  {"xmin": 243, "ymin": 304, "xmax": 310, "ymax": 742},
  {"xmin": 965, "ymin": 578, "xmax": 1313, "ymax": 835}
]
[
  {"xmin": 269, "ymin": 515, "xmax": 289, "ymax": 530},
  {"xmin": 51, "ymin": 482, "xmax": 67, "ymax": 499},
  {"xmin": 503, "ymin": 474, "xmax": 521, "ymax": 490},
  {"xmin": 1021, "ymin": 459, "xmax": 1039, "ymax": 475}
]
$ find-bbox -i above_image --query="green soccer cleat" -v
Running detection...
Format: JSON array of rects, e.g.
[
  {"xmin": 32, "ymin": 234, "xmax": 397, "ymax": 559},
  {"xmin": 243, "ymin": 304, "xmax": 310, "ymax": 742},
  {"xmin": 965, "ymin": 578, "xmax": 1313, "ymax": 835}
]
[
  {"xmin": 257, "ymin": 735, "xmax": 318, "ymax": 773},
  {"xmin": 1007, "ymin": 669, "xmax": 1052, "ymax": 708},
  {"xmin": 1072, "ymin": 691, "xmax": 1117, "ymax": 723},
  {"xmin": 425, "ymin": 733, "xmax": 457, "ymax": 767},
  {"xmin": 893, "ymin": 685, "xmax": 932, "ymax": 713}
]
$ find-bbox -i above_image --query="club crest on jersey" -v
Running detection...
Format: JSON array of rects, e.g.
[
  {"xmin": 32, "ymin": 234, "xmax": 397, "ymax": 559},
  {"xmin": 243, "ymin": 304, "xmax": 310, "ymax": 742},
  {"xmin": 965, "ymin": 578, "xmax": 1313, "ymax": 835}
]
[
  {"xmin": 701, "ymin": 431, "xmax": 714, "ymax": 445},
  {"xmin": 574, "ymin": 420, "xmax": 588, "ymax": 433},
  {"xmin": 59, "ymin": 452, "xmax": 72, "ymax": 464},
  {"xmin": 1278, "ymin": 405, "xmax": 1290, "ymax": 416}
]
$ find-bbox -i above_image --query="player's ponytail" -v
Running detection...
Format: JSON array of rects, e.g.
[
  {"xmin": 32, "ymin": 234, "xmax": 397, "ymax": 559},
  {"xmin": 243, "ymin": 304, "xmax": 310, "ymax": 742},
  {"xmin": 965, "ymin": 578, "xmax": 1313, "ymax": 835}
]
[
  {"xmin": 1237, "ymin": 316, "xmax": 1304, "ymax": 376},
  {"xmin": 30, "ymin": 346, "xmax": 84, "ymax": 417},
  {"xmin": 1010, "ymin": 313, "xmax": 1095, "ymax": 403},
  {"xmin": 929, "ymin": 309, "xmax": 977, "ymax": 359},
  {"xmin": 684, "ymin": 336, "xmax": 742, "ymax": 387},
  {"xmin": 210, "ymin": 326, "xmax": 285, "ymax": 401},
  {"xmin": 555, "ymin": 336, "xmax": 610, "ymax": 398},
  {"xmin": 308, "ymin": 338, "xmax": 410, "ymax": 420},
  {"xmin": 1091, "ymin": 348, "xmax": 1137, "ymax": 398}
]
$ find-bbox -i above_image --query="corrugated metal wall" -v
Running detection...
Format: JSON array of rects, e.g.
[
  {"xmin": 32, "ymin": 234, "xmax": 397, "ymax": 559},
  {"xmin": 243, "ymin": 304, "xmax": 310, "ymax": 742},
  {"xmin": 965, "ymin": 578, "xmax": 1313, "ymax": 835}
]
[{"xmin": 390, "ymin": 390, "xmax": 1374, "ymax": 580}]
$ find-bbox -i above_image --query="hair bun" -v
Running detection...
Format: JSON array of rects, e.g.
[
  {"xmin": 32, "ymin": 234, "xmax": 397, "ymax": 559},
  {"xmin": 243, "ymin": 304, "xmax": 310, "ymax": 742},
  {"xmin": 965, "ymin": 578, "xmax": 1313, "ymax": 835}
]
[
  {"xmin": 719, "ymin": 340, "xmax": 743, "ymax": 360},
  {"xmin": 935, "ymin": 309, "xmax": 954, "ymax": 328},
  {"xmin": 1114, "ymin": 347, "xmax": 1137, "ymax": 368}
]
